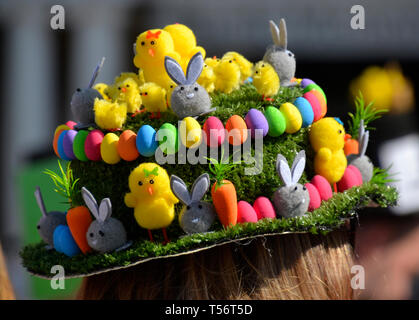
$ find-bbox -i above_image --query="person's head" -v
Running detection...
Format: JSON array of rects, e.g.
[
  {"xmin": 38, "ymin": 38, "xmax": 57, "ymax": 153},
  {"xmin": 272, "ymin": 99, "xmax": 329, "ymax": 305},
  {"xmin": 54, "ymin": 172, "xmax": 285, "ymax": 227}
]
[{"xmin": 77, "ymin": 229, "xmax": 354, "ymax": 299}]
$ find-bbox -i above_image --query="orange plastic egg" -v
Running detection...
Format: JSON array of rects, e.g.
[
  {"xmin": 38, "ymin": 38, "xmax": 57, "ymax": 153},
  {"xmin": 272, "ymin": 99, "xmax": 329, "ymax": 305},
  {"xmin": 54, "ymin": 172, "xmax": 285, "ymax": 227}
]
[
  {"xmin": 225, "ymin": 115, "xmax": 248, "ymax": 146},
  {"xmin": 118, "ymin": 130, "xmax": 140, "ymax": 161}
]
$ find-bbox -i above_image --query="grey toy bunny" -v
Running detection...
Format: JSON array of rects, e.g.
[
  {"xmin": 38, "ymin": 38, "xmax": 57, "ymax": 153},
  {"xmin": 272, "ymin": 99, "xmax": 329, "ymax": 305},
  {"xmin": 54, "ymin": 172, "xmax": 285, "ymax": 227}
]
[
  {"xmin": 34, "ymin": 187, "xmax": 67, "ymax": 247},
  {"xmin": 263, "ymin": 19, "xmax": 296, "ymax": 87},
  {"xmin": 164, "ymin": 52, "xmax": 215, "ymax": 119},
  {"xmin": 347, "ymin": 120, "xmax": 373, "ymax": 182},
  {"xmin": 272, "ymin": 150, "xmax": 309, "ymax": 218},
  {"xmin": 170, "ymin": 173, "xmax": 216, "ymax": 234},
  {"xmin": 70, "ymin": 57, "xmax": 105, "ymax": 129},
  {"xmin": 81, "ymin": 187, "xmax": 129, "ymax": 253}
]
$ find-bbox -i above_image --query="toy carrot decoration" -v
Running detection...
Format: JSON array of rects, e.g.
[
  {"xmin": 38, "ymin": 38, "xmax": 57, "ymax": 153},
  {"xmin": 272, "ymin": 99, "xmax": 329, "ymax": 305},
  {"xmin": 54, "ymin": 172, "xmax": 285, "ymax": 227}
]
[{"xmin": 207, "ymin": 153, "xmax": 238, "ymax": 228}]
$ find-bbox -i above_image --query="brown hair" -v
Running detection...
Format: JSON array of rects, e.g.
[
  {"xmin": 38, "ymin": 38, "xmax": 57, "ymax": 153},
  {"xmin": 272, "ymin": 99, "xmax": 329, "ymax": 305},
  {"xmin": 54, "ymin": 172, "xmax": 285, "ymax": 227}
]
[{"xmin": 77, "ymin": 229, "xmax": 354, "ymax": 300}]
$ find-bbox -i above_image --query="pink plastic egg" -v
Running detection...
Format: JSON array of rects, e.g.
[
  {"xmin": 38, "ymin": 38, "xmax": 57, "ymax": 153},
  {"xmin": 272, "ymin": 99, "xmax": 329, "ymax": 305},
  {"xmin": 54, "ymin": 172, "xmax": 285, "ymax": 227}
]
[
  {"xmin": 253, "ymin": 196, "xmax": 276, "ymax": 220},
  {"xmin": 305, "ymin": 182, "xmax": 321, "ymax": 211},
  {"xmin": 303, "ymin": 91, "xmax": 322, "ymax": 122},
  {"xmin": 311, "ymin": 175, "xmax": 333, "ymax": 201},
  {"xmin": 65, "ymin": 121, "xmax": 77, "ymax": 129},
  {"xmin": 237, "ymin": 201, "xmax": 258, "ymax": 223},
  {"xmin": 203, "ymin": 116, "xmax": 225, "ymax": 147},
  {"xmin": 85, "ymin": 129, "xmax": 104, "ymax": 161},
  {"xmin": 337, "ymin": 165, "xmax": 363, "ymax": 192}
]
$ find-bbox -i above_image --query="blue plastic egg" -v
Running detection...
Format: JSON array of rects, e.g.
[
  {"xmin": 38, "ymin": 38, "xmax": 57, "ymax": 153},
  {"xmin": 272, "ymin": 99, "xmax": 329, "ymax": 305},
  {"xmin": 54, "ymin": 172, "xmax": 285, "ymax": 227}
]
[
  {"xmin": 53, "ymin": 225, "xmax": 81, "ymax": 257},
  {"xmin": 57, "ymin": 131, "xmax": 71, "ymax": 161},
  {"xmin": 293, "ymin": 97, "xmax": 314, "ymax": 127},
  {"xmin": 136, "ymin": 125, "xmax": 158, "ymax": 157}
]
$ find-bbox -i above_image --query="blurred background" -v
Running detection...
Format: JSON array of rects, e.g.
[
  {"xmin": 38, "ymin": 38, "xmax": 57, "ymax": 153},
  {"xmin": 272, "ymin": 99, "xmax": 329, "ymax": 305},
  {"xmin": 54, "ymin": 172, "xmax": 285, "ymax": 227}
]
[{"xmin": 1, "ymin": 0, "xmax": 419, "ymax": 299}]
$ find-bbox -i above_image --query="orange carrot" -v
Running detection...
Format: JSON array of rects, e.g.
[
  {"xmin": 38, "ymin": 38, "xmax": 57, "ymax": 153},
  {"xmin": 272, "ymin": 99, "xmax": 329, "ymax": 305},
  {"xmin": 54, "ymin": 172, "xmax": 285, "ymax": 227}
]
[
  {"xmin": 211, "ymin": 180, "xmax": 237, "ymax": 228},
  {"xmin": 66, "ymin": 206, "xmax": 93, "ymax": 254}
]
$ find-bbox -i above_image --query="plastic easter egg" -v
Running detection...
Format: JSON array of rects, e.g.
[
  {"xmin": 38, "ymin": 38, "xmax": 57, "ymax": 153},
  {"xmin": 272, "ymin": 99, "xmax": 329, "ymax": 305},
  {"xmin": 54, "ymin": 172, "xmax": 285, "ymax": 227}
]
[
  {"xmin": 303, "ymin": 91, "xmax": 322, "ymax": 122},
  {"xmin": 66, "ymin": 206, "xmax": 92, "ymax": 254},
  {"xmin": 73, "ymin": 130, "xmax": 89, "ymax": 161},
  {"xmin": 311, "ymin": 175, "xmax": 333, "ymax": 201},
  {"xmin": 203, "ymin": 116, "xmax": 225, "ymax": 147},
  {"xmin": 300, "ymin": 78, "xmax": 315, "ymax": 88},
  {"xmin": 157, "ymin": 123, "xmax": 178, "ymax": 154},
  {"xmin": 279, "ymin": 103, "xmax": 303, "ymax": 134},
  {"xmin": 85, "ymin": 129, "xmax": 104, "ymax": 161},
  {"xmin": 65, "ymin": 121, "xmax": 77, "ymax": 129},
  {"xmin": 179, "ymin": 117, "xmax": 202, "ymax": 148},
  {"xmin": 57, "ymin": 131, "xmax": 71, "ymax": 161},
  {"xmin": 54, "ymin": 124, "xmax": 70, "ymax": 137},
  {"xmin": 101, "ymin": 133, "xmax": 121, "ymax": 164},
  {"xmin": 253, "ymin": 196, "xmax": 276, "ymax": 219},
  {"xmin": 305, "ymin": 182, "xmax": 321, "ymax": 211},
  {"xmin": 225, "ymin": 115, "xmax": 248, "ymax": 145},
  {"xmin": 53, "ymin": 225, "xmax": 81, "ymax": 257},
  {"xmin": 53, "ymin": 125, "xmax": 70, "ymax": 158},
  {"xmin": 303, "ymin": 83, "xmax": 327, "ymax": 103},
  {"xmin": 118, "ymin": 130, "xmax": 140, "ymax": 161},
  {"xmin": 264, "ymin": 106, "xmax": 286, "ymax": 137},
  {"xmin": 293, "ymin": 97, "xmax": 314, "ymax": 128},
  {"xmin": 310, "ymin": 89, "xmax": 327, "ymax": 118},
  {"xmin": 337, "ymin": 165, "xmax": 363, "ymax": 192},
  {"xmin": 245, "ymin": 108, "xmax": 269, "ymax": 138},
  {"xmin": 136, "ymin": 125, "xmax": 158, "ymax": 157},
  {"xmin": 237, "ymin": 201, "xmax": 258, "ymax": 223},
  {"xmin": 62, "ymin": 129, "xmax": 77, "ymax": 160}
]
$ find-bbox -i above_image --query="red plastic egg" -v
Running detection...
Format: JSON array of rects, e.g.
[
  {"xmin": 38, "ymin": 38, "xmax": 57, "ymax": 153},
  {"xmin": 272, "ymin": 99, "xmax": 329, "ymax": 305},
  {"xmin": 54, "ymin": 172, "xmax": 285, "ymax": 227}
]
[
  {"xmin": 305, "ymin": 182, "xmax": 321, "ymax": 211},
  {"xmin": 85, "ymin": 129, "xmax": 104, "ymax": 161},
  {"xmin": 237, "ymin": 201, "xmax": 258, "ymax": 223},
  {"xmin": 311, "ymin": 175, "xmax": 333, "ymax": 201},
  {"xmin": 203, "ymin": 116, "xmax": 225, "ymax": 147},
  {"xmin": 253, "ymin": 196, "xmax": 276, "ymax": 220}
]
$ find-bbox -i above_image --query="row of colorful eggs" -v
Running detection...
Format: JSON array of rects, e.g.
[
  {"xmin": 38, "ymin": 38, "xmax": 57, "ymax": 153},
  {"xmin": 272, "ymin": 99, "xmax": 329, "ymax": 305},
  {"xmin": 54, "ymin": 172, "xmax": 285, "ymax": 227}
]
[{"xmin": 53, "ymin": 82, "xmax": 327, "ymax": 163}]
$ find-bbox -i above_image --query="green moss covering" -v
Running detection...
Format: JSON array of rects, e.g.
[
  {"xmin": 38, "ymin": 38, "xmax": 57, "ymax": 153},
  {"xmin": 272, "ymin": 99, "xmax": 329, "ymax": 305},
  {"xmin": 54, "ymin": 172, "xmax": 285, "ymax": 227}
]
[{"xmin": 20, "ymin": 83, "xmax": 398, "ymax": 278}]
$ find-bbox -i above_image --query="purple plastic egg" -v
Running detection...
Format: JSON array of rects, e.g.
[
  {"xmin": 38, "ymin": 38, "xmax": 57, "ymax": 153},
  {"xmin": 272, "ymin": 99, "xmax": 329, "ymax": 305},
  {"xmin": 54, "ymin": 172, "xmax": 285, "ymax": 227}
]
[
  {"xmin": 300, "ymin": 78, "xmax": 315, "ymax": 88},
  {"xmin": 62, "ymin": 129, "xmax": 77, "ymax": 160},
  {"xmin": 245, "ymin": 108, "xmax": 269, "ymax": 138}
]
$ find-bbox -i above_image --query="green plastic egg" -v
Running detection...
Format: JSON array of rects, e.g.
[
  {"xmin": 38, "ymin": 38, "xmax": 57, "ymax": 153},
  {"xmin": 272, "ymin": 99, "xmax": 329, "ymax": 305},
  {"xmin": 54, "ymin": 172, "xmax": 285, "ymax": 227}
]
[
  {"xmin": 303, "ymin": 84, "xmax": 327, "ymax": 103},
  {"xmin": 73, "ymin": 130, "xmax": 89, "ymax": 161},
  {"xmin": 157, "ymin": 123, "xmax": 178, "ymax": 154},
  {"xmin": 264, "ymin": 106, "xmax": 286, "ymax": 137}
]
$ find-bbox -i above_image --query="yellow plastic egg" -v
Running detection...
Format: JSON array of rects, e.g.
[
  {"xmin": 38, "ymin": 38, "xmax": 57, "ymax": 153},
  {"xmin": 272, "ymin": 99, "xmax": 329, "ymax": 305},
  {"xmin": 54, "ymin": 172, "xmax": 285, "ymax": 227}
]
[
  {"xmin": 100, "ymin": 133, "xmax": 121, "ymax": 164},
  {"xmin": 279, "ymin": 102, "xmax": 303, "ymax": 134},
  {"xmin": 179, "ymin": 117, "xmax": 202, "ymax": 148}
]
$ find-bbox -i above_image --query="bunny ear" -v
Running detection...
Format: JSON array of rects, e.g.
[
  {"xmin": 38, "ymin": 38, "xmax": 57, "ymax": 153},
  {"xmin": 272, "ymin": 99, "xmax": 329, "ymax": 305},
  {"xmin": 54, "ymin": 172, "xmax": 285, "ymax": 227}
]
[
  {"xmin": 170, "ymin": 175, "xmax": 191, "ymax": 205},
  {"xmin": 279, "ymin": 18, "xmax": 288, "ymax": 49},
  {"xmin": 359, "ymin": 130, "xmax": 369, "ymax": 157},
  {"xmin": 88, "ymin": 57, "xmax": 105, "ymax": 88},
  {"xmin": 291, "ymin": 150, "xmax": 306, "ymax": 185},
  {"xmin": 186, "ymin": 52, "xmax": 204, "ymax": 84},
  {"xmin": 81, "ymin": 187, "xmax": 99, "ymax": 220},
  {"xmin": 358, "ymin": 120, "xmax": 365, "ymax": 141},
  {"xmin": 165, "ymin": 56, "xmax": 187, "ymax": 85},
  {"xmin": 269, "ymin": 20, "xmax": 281, "ymax": 46},
  {"xmin": 133, "ymin": 43, "xmax": 137, "ymax": 56},
  {"xmin": 276, "ymin": 154, "xmax": 292, "ymax": 186},
  {"xmin": 98, "ymin": 198, "xmax": 112, "ymax": 223},
  {"xmin": 34, "ymin": 187, "xmax": 47, "ymax": 217},
  {"xmin": 191, "ymin": 173, "xmax": 210, "ymax": 202}
]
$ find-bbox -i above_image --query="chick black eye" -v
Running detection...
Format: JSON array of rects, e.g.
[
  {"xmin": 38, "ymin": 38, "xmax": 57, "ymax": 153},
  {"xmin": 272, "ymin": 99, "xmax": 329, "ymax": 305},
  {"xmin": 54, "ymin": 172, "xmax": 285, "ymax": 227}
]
[
  {"xmin": 149, "ymin": 179, "xmax": 154, "ymax": 184},
  {"xmin": 150, "ymin": 40, "xmax": 155, "ymax": 45},
  {"xmin": 204, "ymin": 65, "xmax": 207, "ymax": 68},
  {"xmin": 255, "ymin": 71, "xmax": 258, "ymax": 74},
  {"xmin": 262, "ymin": 64, "xmax": 265, "ymax": 67},
  {"xmin": 144, "ymin": 92, "xmax": 148, "ymax": 95},
  {"xmin": 294, "ymin": 186, "xmax": 298, "ymax": 191},
  {"xmin": 76, "ymin": 88, "xmax": 81, "ymax": 92},
  {"xmin": 99, "ymin": 231, "xmax": 104, "ymax": 237},
  {"xmin": 187, "ymin": 205, "xmax": 191, "ymax": 210},
  {"xmin": 118, "ymin": 87, "xmax": 121, "ymax": 90},
  {"xmin": 37, "ymin": 225, "xmax": 40, "ymax": 229},
  {"xmin": 138, "ymin": 181, "xmax": 143, "ymax": 186},
  {"xmin": 170, "ymin": 85, "xmax": 173, "ymax": 88},
  {"xmin": 126, "ymin": 84, "xmax": 130, "ymax": 87},
  {"xmin": 141, "ymin": 41, "xmax": 145, "ymax": 46},
  {"xmin": 338, "ymin": 130, "xmax": 342, "ymax": 134},
  {"xmin": 229, "ymin": 60, "xmax": 232, "ymax": 63},
  {"xmin": 89, "ymin": 233, "xmax": 94, "ymax": 237},
  {"xmin": 194, "ymin": 87, "xmax": 198, "ymax": 91},
  {"xmin": 198, "ymin": 204, "xmax": 203, "ymax": 209},
  {"xmin": 180, "ymin": 86, "xmax": 184, "ymax": 90}
]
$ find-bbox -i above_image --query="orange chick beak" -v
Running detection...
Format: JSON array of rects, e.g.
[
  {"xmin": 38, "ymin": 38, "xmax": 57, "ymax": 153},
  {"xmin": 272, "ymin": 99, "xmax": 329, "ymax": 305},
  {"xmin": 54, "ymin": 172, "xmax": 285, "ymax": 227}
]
[
  {"xmin": 148, "ymin": 186, "xmax": 154, "ymax": 195},
  {"xmin": 148, "ymin": 48, "xmax": 155, "ymax": 57},
  {"xmin": 121, "ymin": 87, "xmax": 127, "ymax": 93}
]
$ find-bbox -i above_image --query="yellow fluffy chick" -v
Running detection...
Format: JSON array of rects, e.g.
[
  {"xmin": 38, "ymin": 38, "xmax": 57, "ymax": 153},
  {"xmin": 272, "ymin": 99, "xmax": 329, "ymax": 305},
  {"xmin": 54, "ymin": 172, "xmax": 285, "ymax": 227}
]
[
  {"xmin": 114, "ymin": 72, "xmax": 144, "ymax": 87},
  {"xmin": 197, "ymin": 63, "xmax": 216, "ymax": 93},
  {"xmin": 309, "ymin": 117, "xmax": 347, "ymax": 184},
  {"xmin": 93, "ymin": 83, "xmax": 112, "ymax": 101},
  {"xmin": 114, "ymin": 78, "xmax": 142, "ymax": 113},
  {"xmin": 124, "ymin": 163, "xmax": 179, "ymax": 242},
  {"xmin": 252, "ymin": 61, "xmax": 280, "ymax": 97},
  {"xmin": 139, "ymin": 82, "xmax": 168, "ymax": 118},
  {"xmin": 223, "ymin": 51, "xmax": 253, "ymax": 82},
  {"xmin": 166, "ymin": 80, "xmax": 177, "ymax": 107},
  {"xmin": 133, "ymin": 29, "xmax": 181, "ymax": 90},
  {"xmin": 93, "ymin": 98, "xmax": 127, "ymax": 130},
  {"xmin": 205, "ymin": 56, "xmax": 220, "ymax": 68},
  {"xmin": 214, "ymin": 57, "xmax": 241, "ymax": 94},
  {"xmin": 164, "ymin": 23, "xmax": 206, "ymax": 70}
]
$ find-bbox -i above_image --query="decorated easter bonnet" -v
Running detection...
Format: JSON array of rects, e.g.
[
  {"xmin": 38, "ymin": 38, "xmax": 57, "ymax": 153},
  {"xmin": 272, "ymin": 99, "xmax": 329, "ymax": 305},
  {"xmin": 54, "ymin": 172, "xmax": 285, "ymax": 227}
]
[{"xmin": 21, "ymin": 20, "xmax": 397, "ymax": 279}]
